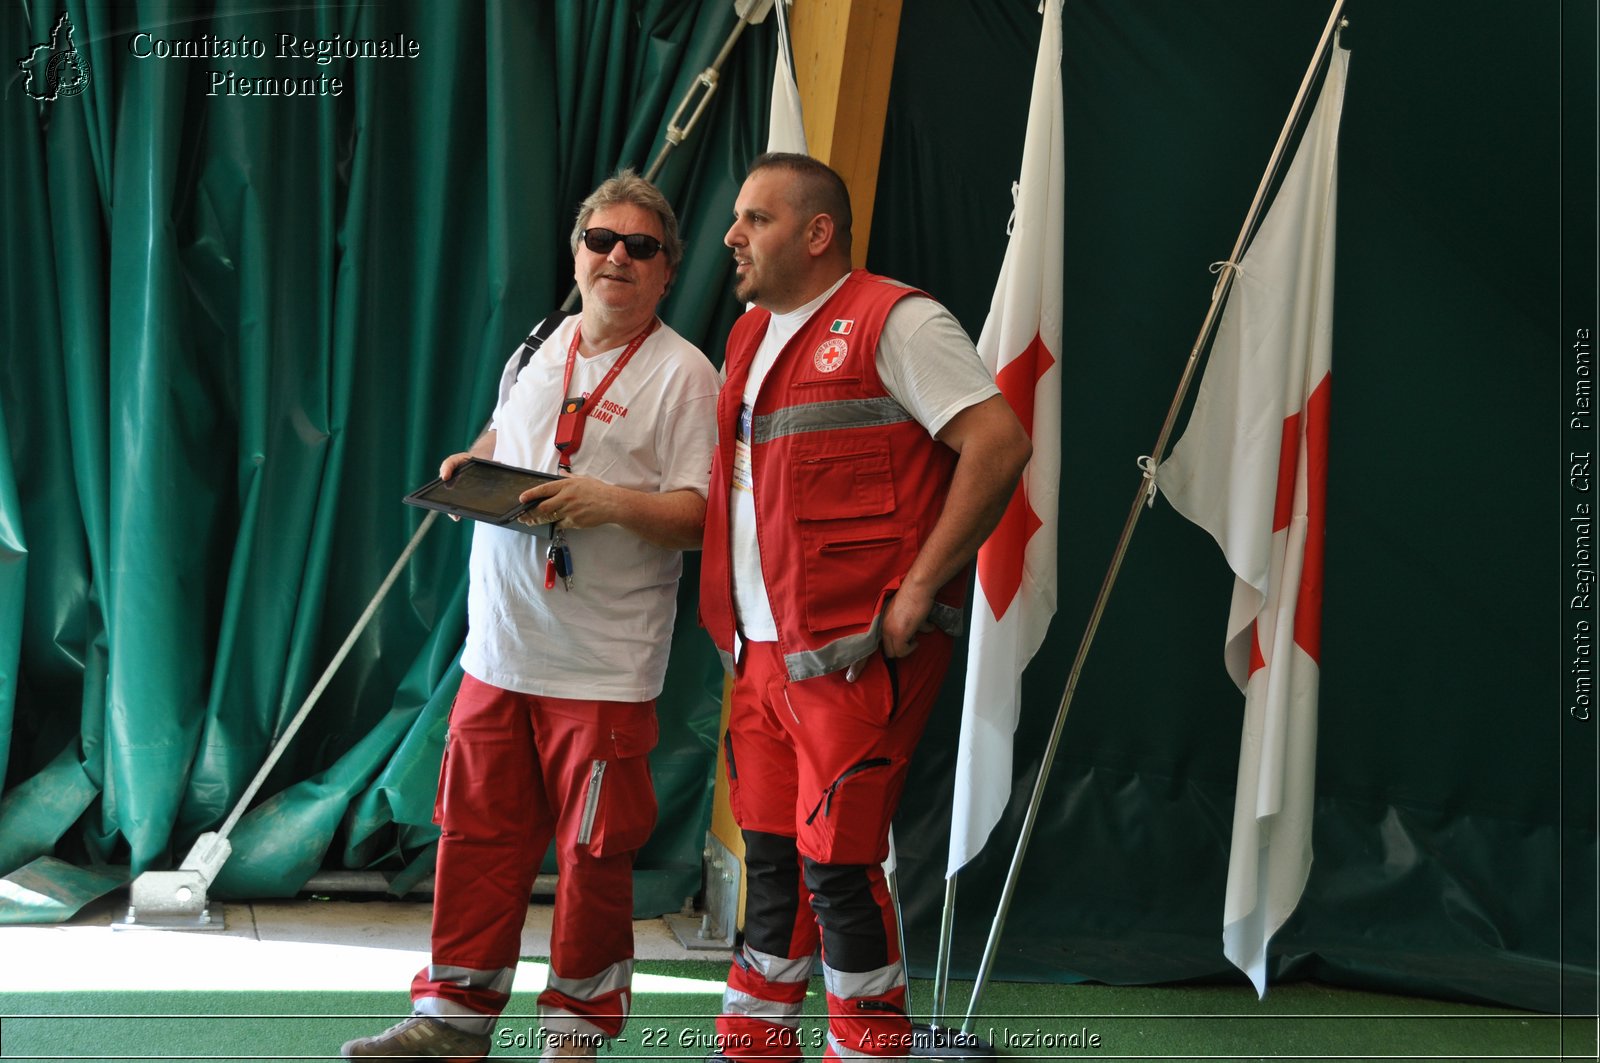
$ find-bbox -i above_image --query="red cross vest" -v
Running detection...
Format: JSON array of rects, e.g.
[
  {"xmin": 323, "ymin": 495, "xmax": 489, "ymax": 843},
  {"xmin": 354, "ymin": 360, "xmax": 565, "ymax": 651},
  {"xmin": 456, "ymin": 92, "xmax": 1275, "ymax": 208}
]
[{"xmin": 700, "ymin": 270, "xmax": 966, "ymax": 681}]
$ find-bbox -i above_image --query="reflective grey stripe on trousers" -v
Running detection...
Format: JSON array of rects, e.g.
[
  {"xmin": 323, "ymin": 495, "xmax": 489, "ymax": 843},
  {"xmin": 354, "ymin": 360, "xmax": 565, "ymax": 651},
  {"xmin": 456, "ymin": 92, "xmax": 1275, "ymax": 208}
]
[
  {"xmin": 720, "ymin": 944, "xmax": 812, "ymax": 1027},
  {"xmin": 540, "ymin": 959, "xmax": 634, "ymax": 1036},
  {"xmin": 413, "ymin": 964, "xmax": 515, "ymax": 1034},
  {"xmin": 722, "ymin": 987, "xmax": 805, "ymax": 1028},
  {"xmin": 822, "ymin": 960, "xmax": 904, "ymax": 1001}
]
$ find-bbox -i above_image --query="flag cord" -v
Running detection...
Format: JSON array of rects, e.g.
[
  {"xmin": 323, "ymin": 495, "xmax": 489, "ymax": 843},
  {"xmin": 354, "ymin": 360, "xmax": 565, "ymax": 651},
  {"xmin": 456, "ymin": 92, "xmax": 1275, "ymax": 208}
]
[
  {"xmin": 955, "ymin": 0, "xmax": 1349, "ymax": 1033},
  {"xmin": 1139, "ymin": 10, "xmax": 1347, "ymax": 495}
]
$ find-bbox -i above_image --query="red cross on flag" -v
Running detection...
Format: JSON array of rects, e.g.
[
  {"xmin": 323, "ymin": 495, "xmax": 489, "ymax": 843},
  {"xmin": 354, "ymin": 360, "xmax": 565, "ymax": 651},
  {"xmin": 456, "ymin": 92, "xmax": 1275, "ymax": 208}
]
[
  {"xmin": 1157, "ymin": 42, "xmax": 1350, "ymax": 997},
  {"xmin": 947, "ymin": 0, "xmax": 1063, "ymax": 879}
]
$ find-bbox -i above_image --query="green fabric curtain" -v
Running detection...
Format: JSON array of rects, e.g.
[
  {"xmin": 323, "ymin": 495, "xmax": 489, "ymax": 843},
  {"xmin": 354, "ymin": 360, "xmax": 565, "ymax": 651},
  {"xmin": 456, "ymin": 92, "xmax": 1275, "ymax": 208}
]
[
  {"xmin": 8, "ymin": 0, "xmax": 1594, "ymax": 1021},
  {"xmin": 869, "ymin": 0, "xmax": 1594, "ymax": 1015},
  {"xmin": 1, "ymin": 0, "xmax": 770, "ymax": 916}
]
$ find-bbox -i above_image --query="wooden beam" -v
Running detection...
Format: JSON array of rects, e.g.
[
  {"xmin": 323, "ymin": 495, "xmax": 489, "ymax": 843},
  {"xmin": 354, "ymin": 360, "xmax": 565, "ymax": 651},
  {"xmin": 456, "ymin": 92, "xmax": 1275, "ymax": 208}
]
[
  {"xmin": 706, "ymin": 674, "xmax": 746, "ymax": 929},
  {"xmin": 788, "ymin": 0, "xmax": 904, "ymax": 267}
]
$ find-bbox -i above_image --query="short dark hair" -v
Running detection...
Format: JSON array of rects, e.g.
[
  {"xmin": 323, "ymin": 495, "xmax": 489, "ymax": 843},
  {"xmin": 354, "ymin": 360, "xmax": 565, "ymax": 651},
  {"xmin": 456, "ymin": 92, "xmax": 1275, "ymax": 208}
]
[
  {"xmin": 571, "ymin": 169, "xmax": 684, "ymax": 272},
  {"xmin": 746, "ymin": 152, "xmax": 853, "ymax": 256}
]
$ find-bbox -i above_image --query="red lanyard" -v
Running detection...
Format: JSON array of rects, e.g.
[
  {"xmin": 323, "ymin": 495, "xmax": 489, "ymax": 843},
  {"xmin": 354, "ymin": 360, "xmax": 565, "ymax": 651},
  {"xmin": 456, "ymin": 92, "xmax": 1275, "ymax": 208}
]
[{"xmin": 554, "ymin": 318, "xmax": 657, "ymax": 471}]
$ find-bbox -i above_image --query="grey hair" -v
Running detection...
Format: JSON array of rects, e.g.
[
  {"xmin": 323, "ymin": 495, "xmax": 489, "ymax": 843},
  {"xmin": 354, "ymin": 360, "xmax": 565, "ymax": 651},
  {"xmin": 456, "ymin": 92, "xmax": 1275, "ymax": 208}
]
[{"xmin": 570, "ymin": 169, "xmax": 684, "ymax": 272}]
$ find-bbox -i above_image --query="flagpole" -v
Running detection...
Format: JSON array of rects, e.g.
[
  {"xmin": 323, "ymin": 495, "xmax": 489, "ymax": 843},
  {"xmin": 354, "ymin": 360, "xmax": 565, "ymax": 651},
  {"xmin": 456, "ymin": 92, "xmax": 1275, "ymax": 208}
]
[
  {"xmin": 931, "ymin": 875, "xmax": 956, "ymax": 1020},
  {"xmin": 959, "ymin": 1, "xmax": 1348, "ymax": 1032}
]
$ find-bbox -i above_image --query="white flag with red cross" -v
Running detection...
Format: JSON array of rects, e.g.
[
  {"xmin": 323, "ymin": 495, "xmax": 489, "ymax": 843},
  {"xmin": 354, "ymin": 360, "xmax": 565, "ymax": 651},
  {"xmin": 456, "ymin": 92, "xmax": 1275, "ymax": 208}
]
[
  {"xmin": 1157, "ymin": 42, "xmax": 1349, "ymax": 997},
  {"xmin": 947, "ymin": 0, "xmax": 1063, "ymax": 879}
]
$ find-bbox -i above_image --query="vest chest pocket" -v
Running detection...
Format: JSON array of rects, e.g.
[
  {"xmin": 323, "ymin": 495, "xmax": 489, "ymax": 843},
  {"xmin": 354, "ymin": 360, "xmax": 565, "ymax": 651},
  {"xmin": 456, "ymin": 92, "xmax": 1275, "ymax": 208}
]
[{"xmin": 789, "ymin": 440, "xmax": 896, "ymax": 522}]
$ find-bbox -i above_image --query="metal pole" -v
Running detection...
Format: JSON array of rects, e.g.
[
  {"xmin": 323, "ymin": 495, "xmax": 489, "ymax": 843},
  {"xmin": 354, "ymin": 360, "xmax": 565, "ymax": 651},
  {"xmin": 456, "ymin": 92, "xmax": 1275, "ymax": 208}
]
[
  {"xmin": 960, "ymin": 2, "xmax": 1349, "ymax": 1031},
  {"xmin": 884, "ymin": 828, "xmax": 914, "ymax": 1019},
  {"xmin": 215, "ymin": 510, "xmax": 439, "ymax": 843},
  {"xmin": 930, "ymin": 874, "xmax": 957, "ymax": 1024}
]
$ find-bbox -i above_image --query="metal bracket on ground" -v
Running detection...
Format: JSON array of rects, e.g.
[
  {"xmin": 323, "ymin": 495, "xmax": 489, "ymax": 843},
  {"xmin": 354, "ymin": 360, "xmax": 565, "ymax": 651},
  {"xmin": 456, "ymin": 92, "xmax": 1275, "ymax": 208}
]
[
  {"xmin": 664, "ymin": 832, "xmax": 740, "ymax": 950},
  {"xmin": 113, "ymin": 831, "xmax": 230, "ymax": 931}
]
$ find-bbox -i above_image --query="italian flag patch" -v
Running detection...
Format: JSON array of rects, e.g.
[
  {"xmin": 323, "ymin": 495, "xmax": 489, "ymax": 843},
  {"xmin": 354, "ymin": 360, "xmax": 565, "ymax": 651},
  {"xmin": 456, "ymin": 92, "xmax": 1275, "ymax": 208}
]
[{"xmin": 829, "ymin": 319, "xmax": 854, "ymax": 335}]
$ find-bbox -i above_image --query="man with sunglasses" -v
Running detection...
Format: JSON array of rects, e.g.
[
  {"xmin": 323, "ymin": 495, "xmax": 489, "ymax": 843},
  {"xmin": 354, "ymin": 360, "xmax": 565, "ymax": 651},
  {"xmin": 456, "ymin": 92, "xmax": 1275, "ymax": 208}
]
[
  {"xmin": 344, "ymin": 172, "xmax": 719, "ymax": 1062},
  {"xmin": 700, "ymin": 153, "xmax": 1032, "ymax": 1062}
]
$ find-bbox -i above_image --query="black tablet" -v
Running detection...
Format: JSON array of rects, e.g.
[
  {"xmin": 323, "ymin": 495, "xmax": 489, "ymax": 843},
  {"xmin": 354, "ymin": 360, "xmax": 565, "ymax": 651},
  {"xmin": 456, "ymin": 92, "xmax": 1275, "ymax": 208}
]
[{"xmin": 404, "ymin": 458, "xmax": 561, "ymax": 532}]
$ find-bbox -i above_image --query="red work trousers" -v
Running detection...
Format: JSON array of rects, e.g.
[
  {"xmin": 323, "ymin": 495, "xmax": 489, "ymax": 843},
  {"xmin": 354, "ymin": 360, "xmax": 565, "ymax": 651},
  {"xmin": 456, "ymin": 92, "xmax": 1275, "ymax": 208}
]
[
  {"xmin": 411, "ymin": 673, "xmax": 658, "ymax": 1040},
  {"xmin": 717, "ymin": 634, "xmax": 952, "ymax": 1061}
]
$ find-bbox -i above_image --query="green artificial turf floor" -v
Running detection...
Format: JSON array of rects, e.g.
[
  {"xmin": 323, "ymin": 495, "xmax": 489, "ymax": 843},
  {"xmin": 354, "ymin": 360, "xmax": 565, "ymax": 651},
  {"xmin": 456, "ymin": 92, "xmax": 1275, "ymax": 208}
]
[{"xmin": 0, "ymin": 960, "xmax": 1592, "ymax": 1061}]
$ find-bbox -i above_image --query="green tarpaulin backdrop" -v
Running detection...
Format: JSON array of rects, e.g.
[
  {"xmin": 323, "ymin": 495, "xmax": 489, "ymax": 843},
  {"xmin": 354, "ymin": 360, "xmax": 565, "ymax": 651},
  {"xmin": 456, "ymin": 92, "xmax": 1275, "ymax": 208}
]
[
  {"xmin": 2, "ymin": 0, "xmax": 1594, "ymax": 1018},
  {"xmin": 1, "ymin": 0, "xmax": 769, "ymax": 917}
]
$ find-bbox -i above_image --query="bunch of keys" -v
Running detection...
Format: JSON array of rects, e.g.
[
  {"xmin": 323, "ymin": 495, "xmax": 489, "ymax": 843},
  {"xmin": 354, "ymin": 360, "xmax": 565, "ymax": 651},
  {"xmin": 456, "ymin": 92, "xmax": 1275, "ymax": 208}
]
[{"xmin": 544, "ymin": 527, "xmax": 574, "ymax": 591}]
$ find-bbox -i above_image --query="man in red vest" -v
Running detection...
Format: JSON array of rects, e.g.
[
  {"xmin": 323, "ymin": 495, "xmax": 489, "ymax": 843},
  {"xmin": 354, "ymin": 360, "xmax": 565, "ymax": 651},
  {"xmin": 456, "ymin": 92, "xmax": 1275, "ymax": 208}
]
[{"xmin": 701, "ymin": 153, "xmax": 1032, "ymax": 1061}]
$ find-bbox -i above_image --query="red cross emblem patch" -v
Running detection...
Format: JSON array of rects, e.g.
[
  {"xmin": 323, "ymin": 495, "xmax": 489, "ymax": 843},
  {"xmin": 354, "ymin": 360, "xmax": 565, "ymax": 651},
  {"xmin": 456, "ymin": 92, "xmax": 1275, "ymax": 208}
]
[{"xmin": 814, "ymin": 337, "xmax": 849, "ymax": 373}]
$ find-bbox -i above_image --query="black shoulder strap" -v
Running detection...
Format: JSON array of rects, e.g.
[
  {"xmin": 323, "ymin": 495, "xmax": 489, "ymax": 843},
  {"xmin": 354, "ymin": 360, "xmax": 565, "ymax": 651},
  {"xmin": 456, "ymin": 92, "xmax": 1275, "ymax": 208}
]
[{"xmin": 516, "ymin": 309, "xmax": 574, "ymax": 375}]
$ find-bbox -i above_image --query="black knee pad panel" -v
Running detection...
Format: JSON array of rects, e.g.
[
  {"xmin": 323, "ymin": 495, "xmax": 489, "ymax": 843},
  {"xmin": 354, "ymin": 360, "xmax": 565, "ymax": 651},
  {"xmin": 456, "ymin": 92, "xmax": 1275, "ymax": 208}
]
[
  {"xmin": 741, "ymin": 830, "xmax": 805, "ymax": 957},
  {"xmin": 802, "ymin": 858, "xmax": 889, "ymax": 973}
]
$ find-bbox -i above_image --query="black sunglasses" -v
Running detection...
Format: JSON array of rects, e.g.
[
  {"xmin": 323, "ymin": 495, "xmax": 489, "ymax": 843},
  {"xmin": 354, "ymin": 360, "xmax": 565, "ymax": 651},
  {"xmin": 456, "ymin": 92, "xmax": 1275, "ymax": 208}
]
[{"xmin": 580, "ymin": 227, "xmax": 664, "ymax": 260}]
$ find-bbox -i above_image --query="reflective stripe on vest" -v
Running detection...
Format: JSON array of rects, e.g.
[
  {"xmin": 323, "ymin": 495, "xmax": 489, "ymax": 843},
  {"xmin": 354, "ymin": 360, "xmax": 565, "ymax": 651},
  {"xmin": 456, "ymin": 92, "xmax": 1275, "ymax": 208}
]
[
  {"xmin": 783, "ymin": 600, "xmax": 964, "ymax": 682},
  {"xmin": 753, "ymin": 395, "xmax": 916, "ymax": 444}
]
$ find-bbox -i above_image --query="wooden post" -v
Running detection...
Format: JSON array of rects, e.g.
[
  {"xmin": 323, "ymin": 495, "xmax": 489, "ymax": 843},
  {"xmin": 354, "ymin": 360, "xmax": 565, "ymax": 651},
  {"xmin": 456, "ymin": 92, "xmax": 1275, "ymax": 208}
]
[{"xmin": 788, "ymin": 0, "xmax": 904, "ymax": 267}]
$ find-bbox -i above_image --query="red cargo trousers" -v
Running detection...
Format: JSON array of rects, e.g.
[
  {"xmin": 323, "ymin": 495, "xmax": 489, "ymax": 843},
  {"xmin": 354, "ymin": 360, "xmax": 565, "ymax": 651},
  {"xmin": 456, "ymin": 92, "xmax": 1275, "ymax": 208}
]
[
  {"xmin": 411, "ymin": 674, "xmax": 658, "ymax": 1042},
  {"xmin": 717, "ymin": 634, "xmax": 952, "ymax": 1061}
]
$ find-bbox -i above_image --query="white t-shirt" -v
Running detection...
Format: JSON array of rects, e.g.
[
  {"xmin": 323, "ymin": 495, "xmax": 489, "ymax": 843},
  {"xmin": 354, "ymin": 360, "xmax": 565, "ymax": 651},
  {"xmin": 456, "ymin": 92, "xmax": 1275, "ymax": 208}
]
[
  {"xmin": 729, "ymin": 280, "xmax": 1000, "ymax": 641},
  {"xmin": 462, "ymin": 315, "xmax": 719, "ymax": 700}
]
